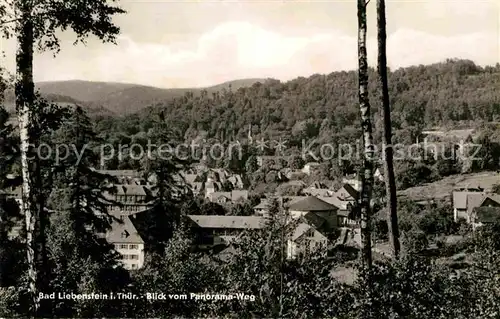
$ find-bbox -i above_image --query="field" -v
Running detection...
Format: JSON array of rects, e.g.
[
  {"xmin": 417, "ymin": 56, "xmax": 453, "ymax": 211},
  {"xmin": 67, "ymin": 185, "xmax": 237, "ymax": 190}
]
[{"xmin": 398, "ymin": 171, "xmax": 500, "ymax": 201}]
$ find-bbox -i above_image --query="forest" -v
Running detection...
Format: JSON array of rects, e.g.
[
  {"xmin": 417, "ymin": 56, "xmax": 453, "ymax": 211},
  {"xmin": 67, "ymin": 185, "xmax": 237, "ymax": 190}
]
[{"xmin": 93, "ymin": 59, "xmax": 500, "ymax": 147}]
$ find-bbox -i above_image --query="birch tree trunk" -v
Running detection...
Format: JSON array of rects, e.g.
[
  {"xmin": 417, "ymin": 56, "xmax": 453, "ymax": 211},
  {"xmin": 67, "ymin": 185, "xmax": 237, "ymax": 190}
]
[
  {"xmin": 377, "ymin": 0, "xmax": 400, "ymax": 258},
  {"xmin": 357, "ymin": 0, "xmax": 374, "ymax": 271},
  {"xmin": 15, "ymin": 1, "xmax": 38, "ymax": 315}
]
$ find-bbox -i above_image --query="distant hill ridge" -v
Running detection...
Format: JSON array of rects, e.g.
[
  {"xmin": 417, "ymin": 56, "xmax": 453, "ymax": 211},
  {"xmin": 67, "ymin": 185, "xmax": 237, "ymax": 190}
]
[{"xmin": 1, "ymin": 78, "xmax": 267, "ymax": 116}]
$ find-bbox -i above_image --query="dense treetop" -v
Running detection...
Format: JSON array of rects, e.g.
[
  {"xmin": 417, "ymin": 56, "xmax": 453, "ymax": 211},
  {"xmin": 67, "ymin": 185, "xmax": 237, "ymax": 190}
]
[{"xmin": 91, "ymin": 59, "xmax": 500, "ymax": 145}]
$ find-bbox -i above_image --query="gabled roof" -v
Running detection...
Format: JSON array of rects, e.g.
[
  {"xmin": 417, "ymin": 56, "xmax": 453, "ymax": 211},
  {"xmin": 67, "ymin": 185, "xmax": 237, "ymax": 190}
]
[
  {"xmin": 473, "ymin": 207, "xmax": 500, "ymax": 223},
  {"xmin": 106, "ymin": 216, "xmax": 144, "ymax": 244},
  {"xmin": 291, "ymin": 223, "xmax": 328, "ymax": 241},
  {"xmin": 304, "ymin": 188, "xmax": 332, "ymax": 197},
  {"xmin": 291, "ymin": 223, "xmax": 313, "ymax": 240},
  {"xmin": 288, "ymin": 196, "xmax": 338, "ymax": 212},
  {"xmin": 337, "ymin": 209, "xmax": 351, "ymax": 217},
  {"xmin": 115, "ymin": 185, "xmax": 148, "ymax": 196},
  {"xmin": 452, "ymin": 191, "xmax": 473, "ymax": 209},
  {"xmin": 319, "ymin": 196, "xmax": 348, "ymax": 210},
  {"xmin": 466, "ymin": 193, "xmax": 488, "ymax": 215},
  {"xmin": 181, "ymin": 173, "xmax": 198, "ymax": 185},
  {"xmin": 187, "ymin": 215, "xmax": 266, "ymax": 229},
  {"xmin": 478, "ymin": 194, "xmax": 500, "ymax": 207},
  {"xmin": 300, "ymin": 211, "xmax": 326, "ymax": 229},
  {"xmin": 209, "ymin": 192, "xmax": 232, "ymax": 202},
  {"xmin": 336, "ymin": 183, "xmax": 359, "ymax": 200}
]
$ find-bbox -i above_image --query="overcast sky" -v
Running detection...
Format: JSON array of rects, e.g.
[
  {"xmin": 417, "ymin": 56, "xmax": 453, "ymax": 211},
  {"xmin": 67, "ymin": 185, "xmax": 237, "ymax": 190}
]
[{"xmin": 1, "ymin": 0, "xmax": 499, "ymax": 88}]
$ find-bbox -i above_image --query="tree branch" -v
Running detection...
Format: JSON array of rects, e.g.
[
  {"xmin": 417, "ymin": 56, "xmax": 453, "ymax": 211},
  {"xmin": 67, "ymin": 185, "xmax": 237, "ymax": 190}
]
[{"xmin": 0, "ymin": 17, "xmax": 20, "ymax": 25}]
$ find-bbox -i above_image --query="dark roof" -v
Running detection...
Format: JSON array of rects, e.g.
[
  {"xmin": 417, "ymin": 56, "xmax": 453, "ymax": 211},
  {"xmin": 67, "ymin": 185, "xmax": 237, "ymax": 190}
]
[
  {"xmin": 339, "ymin": 183, "xmax": 359, "ymax": 199},
  {"xmin": 300, "ymin": 211, "xmax": 326, "ymax": 228},
  {"xmin": 319, "ymin": 196, "xmax": 348, "ymax": 210},
  {"xmin": 337, "ymin": 209, "xmax": 351, "ymax": 217},
  {"xmin": 473, "ymin": 207, "xmax": 500, "ymax": 223},
  {"xmin": 288, "ymin": 196, "xmax": 338, "ymax": 212}
]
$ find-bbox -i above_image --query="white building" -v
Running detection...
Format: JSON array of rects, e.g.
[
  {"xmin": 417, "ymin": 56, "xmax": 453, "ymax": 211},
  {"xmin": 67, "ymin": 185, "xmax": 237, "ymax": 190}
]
[{"xmin": 107, "ymin": 216, "xmax": 145, "ymax": 270}]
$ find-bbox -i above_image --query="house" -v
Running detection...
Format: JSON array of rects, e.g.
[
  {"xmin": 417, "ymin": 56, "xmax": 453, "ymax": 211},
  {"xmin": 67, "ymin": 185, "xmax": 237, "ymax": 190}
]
[
  {"xmin": 287, "ymin": 196, "xmax": 339, "ymax": 231},
  {"xmin": 207, "ymin": 190, "xmax": 249, "ymax": 204},
  {"xmin": 0, "ymin": 185, "xmax": 22, "ymax": 206},
  {"xmin": 253, "ymin": 199, "xmax": 270, "ymax": 217},
  {"xmin": 204, "ymin": 180, "xmax": 222, "ymax": 197},
  {"xmin": 190, "ymin": 182, "xmax": 204, "ymax": 195},
  {"xmin": 471, "ymin": 207, "xmax": 500, "ymax": 230},
  {"xmin": 320, "ymin": 196, "xmax": 356, "ymax": 226},
  {"xmin": 302, "ymin": 162, "xmax": 321, "ymax": 175},
  {"xmin": 374, "ymin": 168, "xmax": 384, "ymax": 182},
  {"xmin": 303, "ymin": 182, "xmax": 334, "ymax": 197},
  {"xmin": 186, "ymin": 215, "xmax": 266, "ymax": 248},
  {"xmin": 303, "ymin": 188, "xmax": 332, "ymax": 197},
  {"xmin": 181, "ymin": 172, "xmax": 198, "ymax": 186},
  {"xmin": 452, "ymin": 191, "xmax": 484, "ymax": 222},
  {"xmin": 208, "ymin": 192, "xmax": 232, "ymax": 204},
  {"xmin": 452, "ymin": 191, "xmax": 500, "ymax": 223},
  {"xmin": 335, "ymin": 183, "xmax": 359, "ymax": 203},
  {"xmin": 103, "ymin": 184, "xmax": 154, "ymax": 215},
  {"xmin": 107, "ymin": 216, "xmax": 145, "ymax": 270},
  {"xmin": 227, "ymin": 174, "xmax": 245, "ymax": 189},
  {"xmin": 287, "ymin": 221, "xmax": 329, "ymax": 259}
]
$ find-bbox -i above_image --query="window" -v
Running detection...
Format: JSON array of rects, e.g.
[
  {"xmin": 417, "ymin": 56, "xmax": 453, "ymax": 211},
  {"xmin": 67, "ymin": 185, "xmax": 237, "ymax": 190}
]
[
  {"xmin": 130, "ymin": 255, "xmax": 139, "ymax": 260},
  {"xmin": 123, "ymin": 255, "xmax": 129, "ymax": 260},
  {"xmin": 129, "ymin": 244, "xmax": 139, "ymax": 249},
  {"xmin": 307, "ymin": 230, "xmax": 314, "ymax": 238},
  {"xmin": 119, "ymin": 244, "xmax": 128, "ymax": 249}
]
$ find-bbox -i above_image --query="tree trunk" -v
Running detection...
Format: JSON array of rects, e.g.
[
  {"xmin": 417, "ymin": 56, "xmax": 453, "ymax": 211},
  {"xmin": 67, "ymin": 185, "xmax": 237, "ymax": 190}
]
[
  {"xmin": 15, "ymin": 2, "xmax": 38, "ymax": 316},
  {"xmin": 377, "ymin": 0, "xmax": 400, "ymax": 258},
  {"xmin": 357, "ymin": 0, "xmax": 373, "ymax": 272}
]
